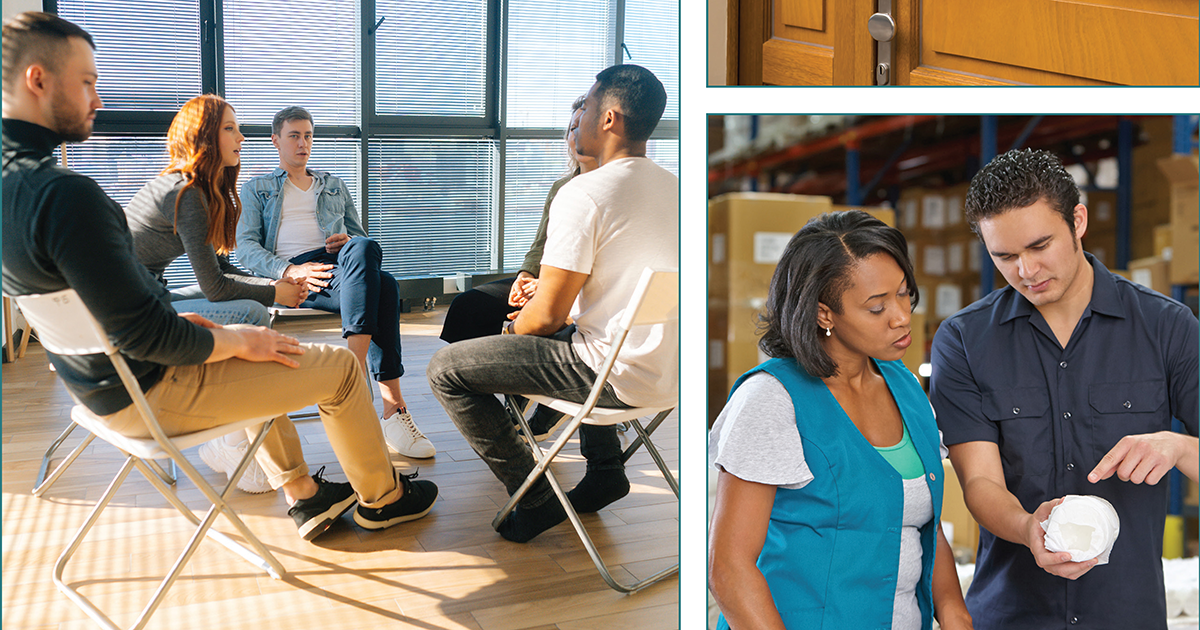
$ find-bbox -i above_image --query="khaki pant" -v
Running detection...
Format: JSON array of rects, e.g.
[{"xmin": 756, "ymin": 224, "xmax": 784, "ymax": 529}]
[{"xmin": 104, "ymin": 343, "xmax": 401, "ymax": 508}]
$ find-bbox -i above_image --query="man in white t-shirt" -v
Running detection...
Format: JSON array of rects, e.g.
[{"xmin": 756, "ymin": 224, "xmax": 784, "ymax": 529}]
[
  {"xmin": 428, "ymin": 64, "xmax": 678, "ymax": 543},
  {"xmin": 237, "ymin": 107, "xmax": 434, "ymax": 461}
]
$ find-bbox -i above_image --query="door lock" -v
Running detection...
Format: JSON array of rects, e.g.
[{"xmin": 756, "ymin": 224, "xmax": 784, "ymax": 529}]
[{"xmin": 868, "ymin": 1, "xmax": 894, "ymax": 85}]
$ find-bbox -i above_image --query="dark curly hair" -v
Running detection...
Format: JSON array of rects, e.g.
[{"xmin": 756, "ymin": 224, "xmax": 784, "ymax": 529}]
[
  {"xmin": 965, "ymin": 148, "xmax": 1080, "ymax": 238},
  {"xmin": 758, "ymin": 210, "xmax": 918, "ymax": 379}
]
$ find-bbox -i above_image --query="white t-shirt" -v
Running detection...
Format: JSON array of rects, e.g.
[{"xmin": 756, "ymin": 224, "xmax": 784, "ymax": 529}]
[
  {"xmin": 540, "ymin": 157, "xmax": 678, "ymax": 408},
  {"xmin": 275, "ymin": 177, "xmax": 324, "ymax": 261}
]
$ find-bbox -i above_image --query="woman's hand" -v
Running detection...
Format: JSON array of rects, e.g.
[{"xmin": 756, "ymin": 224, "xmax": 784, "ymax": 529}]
[
  {"xmin": 272, "ymin": 277, "xmax": 308, "ymax": 307},
  {"xmin": 508, "ymin": 271, "xmax": 538, "ymax": 308}
]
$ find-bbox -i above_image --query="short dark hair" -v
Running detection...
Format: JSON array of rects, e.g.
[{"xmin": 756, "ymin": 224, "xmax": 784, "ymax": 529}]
[
  {"xmin": 758, "ymin": 210, "xmax": 919, "ymax": 379},
  {"xmin": 593, "ymin": 64, "xmax": 666, "ymax": 143},
  {"xmin": 965, "ymin": 148, "xmax": 1080, "ymax": 235},
  {"xmin": 272, "ymin": 106, "xmax": 313, "ymax": 136},
  {"xmin": 2, "ymin": 12, "xmax": 95, "ymax": 93}
]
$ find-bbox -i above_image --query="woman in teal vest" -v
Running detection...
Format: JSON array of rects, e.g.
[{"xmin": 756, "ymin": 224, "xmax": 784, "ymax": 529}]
[{"xmin": 708, "ymin": 211, "xmax": 973, "ymax": 630}]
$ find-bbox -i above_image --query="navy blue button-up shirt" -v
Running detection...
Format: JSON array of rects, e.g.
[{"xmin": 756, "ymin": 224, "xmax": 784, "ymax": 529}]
[{"xmin": 930, "ymin": 253, "xmax": 1198, "ymax": 630}]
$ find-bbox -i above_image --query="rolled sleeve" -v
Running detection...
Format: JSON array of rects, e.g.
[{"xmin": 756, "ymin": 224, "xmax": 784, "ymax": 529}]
[
  {"xmin": 1164, "ymin": 305, "xmax": 1200, "ymax": 437},
  {"xmin": 929, "ymin": 318, "xmax": 997, "ymax": 446}
]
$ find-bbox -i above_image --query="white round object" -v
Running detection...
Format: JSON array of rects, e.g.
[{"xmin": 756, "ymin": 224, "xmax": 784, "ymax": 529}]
[{"xmin": 1041, "ymin": 495, "xmax": 1120, "ymax": 564}]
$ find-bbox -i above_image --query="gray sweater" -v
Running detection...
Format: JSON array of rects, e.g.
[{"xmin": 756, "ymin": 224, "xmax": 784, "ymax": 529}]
[{"xmin": 126, "ymin": 173, "xmax": 274, "ymax": 305}]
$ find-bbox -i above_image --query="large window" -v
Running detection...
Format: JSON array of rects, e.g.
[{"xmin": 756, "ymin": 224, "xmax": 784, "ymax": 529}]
[
  {"xmin": 374, "ymin": 0, "xmax": 489, "ymax": 118},
  {"xmin": 368, "ymin": 140, "xmax": 497, "ymax": 276},
  {"xmin": 56, "ymin": 0, "xmax": 678, "ymax": 285},
  {"xmin": 58, "ymin": 0, "xmax": 201, "ymax": 112},
  {"xmin": 223, "ymin": 0, "xmax": 362, "ymax": 126}
]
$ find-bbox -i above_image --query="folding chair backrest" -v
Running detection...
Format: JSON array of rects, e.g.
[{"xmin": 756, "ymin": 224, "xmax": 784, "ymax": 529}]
[
  {"xmin": 11, "ymin": 289, "xmax": 114, "ymax": 357},
  {"xmin": 616, "ymin": 268, "xmax": 679, "ymax": 332}
]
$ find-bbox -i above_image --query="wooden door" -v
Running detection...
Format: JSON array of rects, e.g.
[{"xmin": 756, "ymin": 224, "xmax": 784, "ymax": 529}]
[
  {"xmin": 733, "ymin": 0, "xmax": 1198, "ymax": 85},
  {"xmin": 903, "ymin": 0, "xmax": 1199, "ymax": 85}
]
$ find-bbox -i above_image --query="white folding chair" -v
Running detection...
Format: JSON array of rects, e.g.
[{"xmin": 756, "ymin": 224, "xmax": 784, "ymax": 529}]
[
  {"xmin": 496, "ymin": 267, "xmax": 679, "ymax": 594},
  {"xmin": 13, "ymin": 289, "xmax": 286, "ymax": 630}
]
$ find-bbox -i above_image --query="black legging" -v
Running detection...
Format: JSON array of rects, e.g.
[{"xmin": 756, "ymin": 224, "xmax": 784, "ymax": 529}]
[{"xmin": 439, "ymin": 277, "xmax": 519, "ymax": 343}]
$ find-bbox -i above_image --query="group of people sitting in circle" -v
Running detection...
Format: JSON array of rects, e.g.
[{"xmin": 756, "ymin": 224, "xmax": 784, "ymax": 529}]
[{"xmin": 3, "ymin": 11, "xmax": 678, "ymax": 544}]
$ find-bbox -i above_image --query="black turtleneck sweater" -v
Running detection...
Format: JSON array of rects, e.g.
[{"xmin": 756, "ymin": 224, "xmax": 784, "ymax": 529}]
[{"xmin": 2, "ymin": 118, "xmax": 214, "ymax": 415}]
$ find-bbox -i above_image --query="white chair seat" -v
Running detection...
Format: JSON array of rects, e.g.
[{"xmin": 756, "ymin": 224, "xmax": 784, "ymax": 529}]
[
  {"xmin": 71, "ymin": 407, "xmax": 273, "ymax": 461},
  {"xmin": 524, "ymin": 395, "xmax": 672, "ymax": 426},
  {"xmin": 13, "ymin": 288, "xmax": 287, "ymax": 630}
]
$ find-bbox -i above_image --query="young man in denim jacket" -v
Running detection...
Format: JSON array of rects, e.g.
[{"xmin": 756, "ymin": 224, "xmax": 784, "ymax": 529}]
[{"xmin": 237, "ymin": 106, "xmax": 434, "ymax": 460}]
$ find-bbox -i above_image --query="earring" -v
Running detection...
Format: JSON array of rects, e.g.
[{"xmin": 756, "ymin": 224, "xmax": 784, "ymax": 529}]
[{"xmin": 825, "ymin": 327, "xmax": 832, "ymax": 337}]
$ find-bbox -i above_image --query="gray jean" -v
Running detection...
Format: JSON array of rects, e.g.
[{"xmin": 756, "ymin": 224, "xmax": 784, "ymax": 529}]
[{"xmin": 427, "ymin": 326, "xmax": 626, "ymax": 508}]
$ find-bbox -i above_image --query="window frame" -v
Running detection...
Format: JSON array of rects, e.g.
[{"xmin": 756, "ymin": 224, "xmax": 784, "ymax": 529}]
[{"xmin": 48, "ymin": 0, "xmax": 678, "ymax": 277}]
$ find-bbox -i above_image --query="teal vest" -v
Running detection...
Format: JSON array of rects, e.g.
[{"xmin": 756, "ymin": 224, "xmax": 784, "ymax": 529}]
[{"xmin": 716, "ymin": 358, "xmax": 944, "ymax": 630}]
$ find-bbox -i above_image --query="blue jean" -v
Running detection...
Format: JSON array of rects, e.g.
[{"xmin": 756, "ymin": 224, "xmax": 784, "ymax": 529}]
[
  {"xmin": 169, "ymin": 285, "xmax": 270, "ymax": 327},
  {"xmin": 426, "ymin": 325, "xmax": 625, "ymax": 508},
  {"xmin": 289, "ymin": 237, "xmax": 403, "ymax": 381}
]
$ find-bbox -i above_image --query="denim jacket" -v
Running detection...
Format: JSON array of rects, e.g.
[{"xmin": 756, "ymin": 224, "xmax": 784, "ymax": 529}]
[{"xmin": 236, "ymin": 167, "xmax": 366, "ymax": 279}]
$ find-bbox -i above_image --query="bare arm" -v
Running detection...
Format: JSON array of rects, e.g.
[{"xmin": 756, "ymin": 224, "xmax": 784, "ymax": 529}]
[
  {"xmin": 948, "ymin": 442, "xmax": 1096, "ymax": 580},
  {"xmin": 931, "ymin": 524, "xmax": 973, "ymax": 629},
  {"xmin": 511, "ymin": 264, "xmax": 587, "ymax": 336},
  {"xmin": 708, "ymin": 470, "xmax": 786, "ymax": 630}
]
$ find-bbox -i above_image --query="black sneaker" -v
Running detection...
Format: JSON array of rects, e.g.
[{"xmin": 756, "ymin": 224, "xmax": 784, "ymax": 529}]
[
  {"xmin": 286, "ymin": 466, "xmax": 357, "ymax": 541},
  {"xmin": 519, "ymin": 405, "xmax": 569, "ymax": 442},
  {"xmin": 354, "ymin": 470, "xmax": 439, "ymax": 530}
]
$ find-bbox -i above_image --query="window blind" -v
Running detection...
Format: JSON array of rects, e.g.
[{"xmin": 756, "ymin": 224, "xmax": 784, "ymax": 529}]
[
  {"xmin": 57, "ymin": 0, "xmax": 201, "ymax": 112},
  {"xmin": 374, "ymin": 0, "xmax": 488, "ymax": 117},
  {"xmin": 368, "ymin": 139, "xmax": 497, "ymax": 276},
  {"xmin": 505, "ymin": 0, "xmax": 616, "ymax": 129},
  {"xmin": 646, "ymin": 139, "xmax": 680, "ymax": 176},
  {"xmin": 622, "ymin": 0, "xmax": 679, "ymax": 121},
  {"xmin": 502, "ymin": 139, "xmax": 575, "ymax": 271},
  {"xmin": 222, "ymin": 0, "xmax": 361, "ymax": 126}
]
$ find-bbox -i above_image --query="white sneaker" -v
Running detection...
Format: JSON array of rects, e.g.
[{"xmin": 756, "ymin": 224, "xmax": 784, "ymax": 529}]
[
  {"xmin": 381, "ymin": 411, "xmax": 435, "ymax": 459},
  {"xmin": 198, "ymin": 438, "xmax": 274, "ymax": 494}
]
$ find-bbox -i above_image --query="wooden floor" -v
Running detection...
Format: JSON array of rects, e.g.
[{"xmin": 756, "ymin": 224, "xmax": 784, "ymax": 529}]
[{"xmin": 1, "ymin": 307, "xmax": 679, "ymax": 630}]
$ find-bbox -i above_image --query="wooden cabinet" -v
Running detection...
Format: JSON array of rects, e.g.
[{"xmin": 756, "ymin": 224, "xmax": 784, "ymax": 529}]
[{"xmin": 729, "ymin": 0, "xmax": 1198, "ymax": 85}]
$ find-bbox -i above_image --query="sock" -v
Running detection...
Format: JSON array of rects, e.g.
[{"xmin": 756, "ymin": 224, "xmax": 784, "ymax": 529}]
[
  {"xmin": 496, "ymin": 499, "xmax": 567, "ymax": 543},
  {"xmin": 567, "ymin": 468, "xmax": 630, "ymax": 514}
]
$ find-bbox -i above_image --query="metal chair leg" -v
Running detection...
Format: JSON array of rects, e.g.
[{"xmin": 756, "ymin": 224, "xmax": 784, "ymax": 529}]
[{"xmin": 33, "ymin": 422, "xmax": 94, "ymax": 496}]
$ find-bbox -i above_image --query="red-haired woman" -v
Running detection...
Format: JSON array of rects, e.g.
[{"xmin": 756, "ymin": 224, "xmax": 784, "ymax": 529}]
[{"xmin": 125, "ymin": 94, "xmax": 306, "ymax": 493}]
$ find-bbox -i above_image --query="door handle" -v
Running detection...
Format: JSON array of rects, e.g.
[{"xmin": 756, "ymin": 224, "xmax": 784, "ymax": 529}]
[{"xmin": 868, "ymin": 0, "xmax": 895, "ymax": 85}]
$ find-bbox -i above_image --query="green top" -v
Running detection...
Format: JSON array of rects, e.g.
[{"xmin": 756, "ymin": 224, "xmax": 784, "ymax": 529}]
[{"xmin": 874, "ymin": 422, "xmax": 925, "ymax": 480}]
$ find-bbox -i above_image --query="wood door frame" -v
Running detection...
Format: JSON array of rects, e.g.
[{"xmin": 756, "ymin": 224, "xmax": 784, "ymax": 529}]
[{"xmin": 727, "ymin": 0, "xmax": 770, "ymax": 85}]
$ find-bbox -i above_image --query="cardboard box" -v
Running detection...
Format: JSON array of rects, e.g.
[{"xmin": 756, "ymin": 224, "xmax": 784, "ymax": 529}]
[
  {"xmin": 1154, "ymin": 224, "xmax": 1174, "ymax": 260},
  {"xmin": 942, "ymin": 460, "xmax": 979, "ymax": 561},
  {"xmin": 708, "ymin": 193, "xmax": 900, "ymax": 424},
  {"xmin": 1159, "ymin": 155, "xmax": 1199, "ymax": 285},
  {"xmin": 1085, "ymin": 190, "xmax": 1117, "ymax": 231},
  {"xmin": 1083, "ymin": 228, "xmax": 1118, "ymax": 269},
  {"xmin": 1129, "ymin": 256, "xmax": 1172, "ymax": 296}
]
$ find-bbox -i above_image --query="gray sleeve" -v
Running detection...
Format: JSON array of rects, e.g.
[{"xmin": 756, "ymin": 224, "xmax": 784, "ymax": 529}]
[
  {"xmin": 708, "ymin": 372, "xmax": 815, "ymax": 489},
  {"xmin": 175, "ymin": 188, "xmax": 275, "ymax": 305}
]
